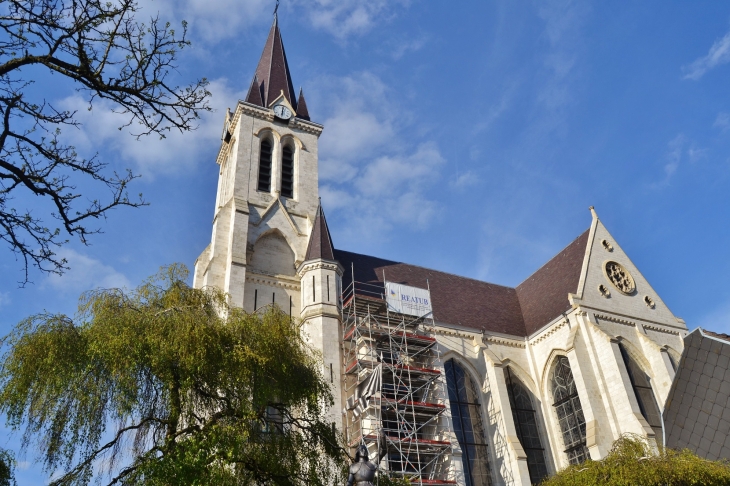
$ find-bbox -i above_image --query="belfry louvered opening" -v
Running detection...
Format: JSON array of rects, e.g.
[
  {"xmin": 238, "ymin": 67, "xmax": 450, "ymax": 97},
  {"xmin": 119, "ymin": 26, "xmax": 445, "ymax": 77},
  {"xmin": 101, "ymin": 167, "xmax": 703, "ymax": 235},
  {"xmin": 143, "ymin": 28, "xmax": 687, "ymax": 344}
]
[
  {"xmin": 257, "ymin": 138, "xmax": 272, "ymax": 192},
  {"xmin": 281, "ymin": 144, "xmax": 294, "ymax": 198}
]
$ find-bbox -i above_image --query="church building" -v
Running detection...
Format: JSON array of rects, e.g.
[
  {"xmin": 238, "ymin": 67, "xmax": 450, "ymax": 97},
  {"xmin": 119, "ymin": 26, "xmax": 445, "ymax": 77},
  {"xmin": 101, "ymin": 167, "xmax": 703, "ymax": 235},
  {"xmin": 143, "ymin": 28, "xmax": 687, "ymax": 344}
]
[{"xmin": 193, "ymin": 17, "xmax": 689, "ymax": 486}]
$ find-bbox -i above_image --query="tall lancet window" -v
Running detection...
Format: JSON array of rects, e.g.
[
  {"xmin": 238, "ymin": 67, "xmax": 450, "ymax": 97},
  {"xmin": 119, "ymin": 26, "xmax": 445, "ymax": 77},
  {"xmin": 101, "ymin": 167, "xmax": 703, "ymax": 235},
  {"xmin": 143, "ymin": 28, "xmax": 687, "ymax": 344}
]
[
  {"xmin": 281, "ymin": 144, "xmax": 294, "ymax": 198},
  {"xmin": 445, "ymin": 359, "xmax": 492, "ymax": 486},
  {"xmin": 505, "ymin": 368, "xmax": 549, "ymax": 484},
  {"xmin": 550, "ymin": 356, "xmax": 589, "ymax": 465},
  {"xmin": 257, "ymin": 138, "xmax": 273, "ymax": 192},
  {"xmin": 619, "ymin": 343, "xmax": 663, "ymax": 439}
]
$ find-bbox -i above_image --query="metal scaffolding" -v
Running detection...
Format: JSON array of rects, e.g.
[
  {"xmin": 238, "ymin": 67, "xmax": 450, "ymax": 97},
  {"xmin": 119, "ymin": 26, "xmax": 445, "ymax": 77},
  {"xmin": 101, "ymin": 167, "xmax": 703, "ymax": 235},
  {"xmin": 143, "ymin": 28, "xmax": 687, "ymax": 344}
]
[{"xmin": 341, "ymin": 274, "xmax": 456, "ymax": 485}]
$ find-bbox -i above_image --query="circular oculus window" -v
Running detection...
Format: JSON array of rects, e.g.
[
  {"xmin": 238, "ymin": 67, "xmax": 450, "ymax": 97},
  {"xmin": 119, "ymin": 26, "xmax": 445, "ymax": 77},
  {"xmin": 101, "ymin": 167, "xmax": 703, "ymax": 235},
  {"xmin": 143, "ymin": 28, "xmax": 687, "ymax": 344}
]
[{"xmin": 603, "ymin": 261, "xmax": 636, "ymax": 295}]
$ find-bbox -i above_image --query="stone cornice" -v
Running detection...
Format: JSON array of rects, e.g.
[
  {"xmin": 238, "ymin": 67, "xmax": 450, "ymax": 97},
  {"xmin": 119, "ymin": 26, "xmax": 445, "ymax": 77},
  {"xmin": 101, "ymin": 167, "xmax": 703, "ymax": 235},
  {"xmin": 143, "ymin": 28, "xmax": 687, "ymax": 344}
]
[
  {"xmin": 245, "ymin": 272, "xmax": 301, "ymax": 291},
  {"xmin": 296, "ymin": 259, "xmax": 344, "ymax": 276},
  {"xmin": 594, "ymin": 313, "xmax": 636, "ymax": 327},
  {"xmin": 529, "ymin": 320, "xmax": 569, "ymax": 346},
  {"xmin": 290, "ymin": 117, "xmax": 324, "ymax": 135},
  {"xmin": 642, "ymin": 323, "xmax": 681, "ymax": 335}
]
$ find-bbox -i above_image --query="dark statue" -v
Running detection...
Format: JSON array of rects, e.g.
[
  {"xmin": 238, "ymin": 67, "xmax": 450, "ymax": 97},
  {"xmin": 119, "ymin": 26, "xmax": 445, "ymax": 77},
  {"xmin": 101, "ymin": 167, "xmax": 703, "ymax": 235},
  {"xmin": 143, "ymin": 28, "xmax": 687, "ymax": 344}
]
[{"xmin": 347, "ymin": 444, "xmax": 377, "ymax": 486}]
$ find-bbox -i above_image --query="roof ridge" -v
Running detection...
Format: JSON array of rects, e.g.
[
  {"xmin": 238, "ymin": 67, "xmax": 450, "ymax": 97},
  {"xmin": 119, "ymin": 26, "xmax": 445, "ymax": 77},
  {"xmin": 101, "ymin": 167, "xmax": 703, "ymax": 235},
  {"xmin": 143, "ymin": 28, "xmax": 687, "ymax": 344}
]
[
  {"xmin": 333, "ymin": 248, "xmax": 517, "ymax": 291},
  {"xmin": 515, "ymin": 228, "xmax": 591, "ymax": 289}
]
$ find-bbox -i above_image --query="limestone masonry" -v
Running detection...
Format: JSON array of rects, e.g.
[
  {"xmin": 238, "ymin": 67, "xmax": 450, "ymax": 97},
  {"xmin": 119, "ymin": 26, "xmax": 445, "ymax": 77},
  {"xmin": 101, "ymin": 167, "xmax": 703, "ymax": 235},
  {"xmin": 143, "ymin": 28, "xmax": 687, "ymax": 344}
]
[{"xmin": 193, "ymin": 16, "xmax": 709, "ymax": 486}]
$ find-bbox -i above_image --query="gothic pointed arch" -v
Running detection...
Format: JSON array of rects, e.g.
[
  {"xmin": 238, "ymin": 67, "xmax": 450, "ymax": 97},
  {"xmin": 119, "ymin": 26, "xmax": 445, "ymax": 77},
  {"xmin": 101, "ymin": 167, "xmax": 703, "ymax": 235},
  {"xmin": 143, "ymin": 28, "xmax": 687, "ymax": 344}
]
[
  {"xmin": 548, "ymin": 355, "xmax": 589, "ymax": 465},
  {"xmin": 504, "ymin": 366, "xmax": 549, "ymax": 484},
  {"xmin": 444, "ymin": 358, "xmax": 493, "ymax": 486},
  {"xmin": 617, "ymin": 341, "xmax": 663, "ymax": 439},
  {"xmin": 257, "ymin": 135, "xmax": 273, "ymax": 192},
  {"xmin": 249, "ymin": 229, "xmax": 296, "ymax": 277}
]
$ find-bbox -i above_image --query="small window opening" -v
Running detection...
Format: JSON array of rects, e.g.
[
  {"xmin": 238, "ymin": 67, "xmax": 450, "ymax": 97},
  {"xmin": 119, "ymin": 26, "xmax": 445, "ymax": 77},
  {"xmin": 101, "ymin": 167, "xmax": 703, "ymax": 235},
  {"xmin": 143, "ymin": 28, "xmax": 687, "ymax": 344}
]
[
  {"xmin": 254, "ymin": 289, "xmax": 258, "ymax": 310},
  {"xmin": 281, "ymin": 145, "xmax": 294, "ymax": 198},
  {"xmin": 312, "ymin": 275, "xmax": 316, "ymax": 302},
  {"xmin": 257, "ymin": 139, "xmax": 272, "ymax": 192},
  {"xmin": 327, "ymin": 275, "xmax": 330, "ymax": 302}
]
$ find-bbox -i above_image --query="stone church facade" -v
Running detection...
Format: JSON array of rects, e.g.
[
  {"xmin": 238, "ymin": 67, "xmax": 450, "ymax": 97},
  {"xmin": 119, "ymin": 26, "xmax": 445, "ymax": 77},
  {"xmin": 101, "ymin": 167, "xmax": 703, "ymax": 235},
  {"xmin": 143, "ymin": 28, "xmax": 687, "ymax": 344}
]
[{"xmin": 194, "ymin": 18, "xmax": 689, "ymax": 486}]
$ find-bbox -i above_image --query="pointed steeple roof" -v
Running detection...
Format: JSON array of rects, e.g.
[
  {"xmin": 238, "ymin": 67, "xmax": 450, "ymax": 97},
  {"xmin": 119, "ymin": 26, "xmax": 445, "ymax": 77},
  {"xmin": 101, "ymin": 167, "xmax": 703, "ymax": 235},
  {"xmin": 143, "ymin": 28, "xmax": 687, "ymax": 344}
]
[
  {"xmin": 250, "ymin": 16, "xmax": 297, "ymax": 110},
  {"xmin": 305, "ymin": 203, "xmax": 335, "ymax": 261},
  {"xmin": 296, "ymin": 88, "xmax": 310, "ymax": 120},
  {"xmin": 245, "ymin": 74, "xmax": 264, "ymax": 106}
]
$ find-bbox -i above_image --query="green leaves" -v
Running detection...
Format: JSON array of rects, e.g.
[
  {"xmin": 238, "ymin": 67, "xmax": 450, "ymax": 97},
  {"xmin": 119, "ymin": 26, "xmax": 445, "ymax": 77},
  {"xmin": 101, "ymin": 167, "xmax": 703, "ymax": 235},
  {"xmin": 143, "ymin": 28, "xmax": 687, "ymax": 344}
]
[
  {"xmin": 542, "ymin": 435, "xmax": 730, "ymax": 486},
  {"xmin": 0, "ymin": 264, "xmax": 346, "ymax": 485}
]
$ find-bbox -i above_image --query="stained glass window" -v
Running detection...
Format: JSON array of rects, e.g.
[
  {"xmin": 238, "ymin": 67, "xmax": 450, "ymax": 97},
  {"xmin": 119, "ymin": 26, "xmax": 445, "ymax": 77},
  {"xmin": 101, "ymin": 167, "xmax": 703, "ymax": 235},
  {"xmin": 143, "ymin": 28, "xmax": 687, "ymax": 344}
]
[
  {"xmin": 505, "ymin": 368, "xmax": 549, "ymax": 484},
  {"xmin": 619, "ymin": 343, "xmax": 663, "ymax": 439},
  {"xmin": 445, "ymin": 359, "xmax": 493, "ymax": 486},
  {"xmin": 550, "ymin": 356, "xmax": 589, "ymax": 465}
]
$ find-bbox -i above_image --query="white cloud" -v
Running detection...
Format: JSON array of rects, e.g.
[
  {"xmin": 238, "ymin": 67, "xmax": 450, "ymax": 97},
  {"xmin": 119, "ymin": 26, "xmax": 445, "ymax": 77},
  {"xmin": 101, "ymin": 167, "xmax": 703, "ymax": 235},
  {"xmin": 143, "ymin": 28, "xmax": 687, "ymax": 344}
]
[
  {"xmin": 714, "ymin": 112, "xmax": 730, "ymax": 132},
  {"xmin": 683, "ymin": 30, "xmax": 730, "ymax": 81},
  {"xmin": 0, "ymin": 292, "xmax": 10, "ymax": 307},
  {"xmin": 296, "ymin": 0, "xmax": 410, "ymax": 40},
  {"xmin": 652, "ymin": 134, "xmax": 707, "ymax": 188},
  {"xmin": 44, "ymin": 249, "xmax": 132, "ymax": 293},
  {"xmin": 389, "ymin": 36, "xmax": 427, "ymax": 60},
  {"xmin": 135, "ymin": 0, "xmax": 410, "ymax": 45},
  {"xmin": 450, "ymin": 170, "xmax": 480, "ymax": 189},
  {"xmin": 311, "ymin": 71, "xmax": 446, "ymax": 242},
  {"xmin": 57, "ymin": 78, "xmax": 246, "ymax": 178}
]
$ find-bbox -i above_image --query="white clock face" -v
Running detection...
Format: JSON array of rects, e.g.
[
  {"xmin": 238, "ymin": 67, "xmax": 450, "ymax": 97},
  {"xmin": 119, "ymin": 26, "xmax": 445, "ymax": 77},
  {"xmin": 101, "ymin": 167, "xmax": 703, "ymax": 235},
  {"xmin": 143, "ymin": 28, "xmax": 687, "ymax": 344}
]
[{"xmin": 273, "ymin": 105, "xmax": 292, "ymax": 120}]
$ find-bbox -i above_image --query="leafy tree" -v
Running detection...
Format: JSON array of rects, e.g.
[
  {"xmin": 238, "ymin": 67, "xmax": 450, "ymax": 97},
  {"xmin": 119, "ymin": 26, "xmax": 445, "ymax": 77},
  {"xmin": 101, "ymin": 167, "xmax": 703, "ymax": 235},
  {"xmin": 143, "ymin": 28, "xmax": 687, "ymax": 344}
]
[
  {"xmin": 0, "ymin": 1, "xmax": 210, "ymax": 283},
  {"xmin": 0, "ymin": 264, "xmax": 344, "ymax": 485},
  {"xmin": 542, "ymin": 435, "xmax": 730, "ymax": 486},
  {"xmin": 0, "ymin": 448, "xmax": 15, "ymax": 486}
]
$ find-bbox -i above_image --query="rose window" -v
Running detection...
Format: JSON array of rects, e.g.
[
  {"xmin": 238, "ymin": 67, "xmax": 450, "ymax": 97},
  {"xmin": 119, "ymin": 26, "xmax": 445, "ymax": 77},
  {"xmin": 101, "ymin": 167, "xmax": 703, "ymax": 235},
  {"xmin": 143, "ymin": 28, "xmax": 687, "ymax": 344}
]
[{"xmin": 604, "ymin": 261, "xmax": 635, "ymax": 295}]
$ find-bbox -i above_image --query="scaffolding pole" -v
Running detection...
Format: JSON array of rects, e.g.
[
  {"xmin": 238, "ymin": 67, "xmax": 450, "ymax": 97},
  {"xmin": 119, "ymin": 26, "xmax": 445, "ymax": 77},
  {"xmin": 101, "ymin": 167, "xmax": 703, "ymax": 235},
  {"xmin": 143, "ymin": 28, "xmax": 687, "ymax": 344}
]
[{"xmin": 341, "ymin": 276, "xmax": 456, "ymax": 485}]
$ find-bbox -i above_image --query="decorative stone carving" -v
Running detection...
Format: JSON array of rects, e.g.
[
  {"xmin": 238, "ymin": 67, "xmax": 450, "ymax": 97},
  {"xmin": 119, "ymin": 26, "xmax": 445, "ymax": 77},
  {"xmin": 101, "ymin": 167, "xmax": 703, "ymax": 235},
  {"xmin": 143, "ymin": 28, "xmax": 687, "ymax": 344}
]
[
  {"xmin": 603, "ymin": 261, "xmax": 635, "ymax": 295},
  {"xmin": 601, "ymin": 239, "xmax": 613, "ymax": 252},
  {"xmin": 598, "ymin": 284, "xmax": 610, "ymax": 298},
  {"xmin": 644, "ymin": 295, "xmax": 655, "ymax": 309}
]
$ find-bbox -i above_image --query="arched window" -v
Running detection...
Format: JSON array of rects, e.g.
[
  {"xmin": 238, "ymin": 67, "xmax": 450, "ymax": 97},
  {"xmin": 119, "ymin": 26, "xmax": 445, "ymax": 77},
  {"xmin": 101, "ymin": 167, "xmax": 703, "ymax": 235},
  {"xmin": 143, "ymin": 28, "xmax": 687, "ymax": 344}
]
[
  {"xmin": 257, "ymin": 138, "xmax": 272, "ymax": 192},
  {"xmin": 445, "ymin": 359, "xmax": 492, "ymax": 486},
  {"xmin": 281, "ymin": 144, "xmax": 294, "ymax": 198},
  {"xmin": 550, "ymin": 356, "xmax": 588, "ymax": 465},
  {"xmin": 505, "ymin": 368, "xmax": 548, "ymax": 484},
  {"xmin": 619, "ymin": 343, "xmax": 663, "ymax": 439}
]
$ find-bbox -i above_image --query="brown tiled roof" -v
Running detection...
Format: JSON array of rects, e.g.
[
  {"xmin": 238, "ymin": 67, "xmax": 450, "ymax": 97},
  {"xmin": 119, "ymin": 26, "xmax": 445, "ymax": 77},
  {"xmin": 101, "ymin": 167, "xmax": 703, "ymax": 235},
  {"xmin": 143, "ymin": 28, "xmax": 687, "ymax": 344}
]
[
  {"xmin": 702, "ymin": 329, "xmax": 730, "ymax": 343},
  {"xmin": 334, "ymin": 228, "xmax": 591, "ymax": 338},
  {"xmin": 334, "ymin": 250, "xmax": 527, "ymax": 336},
  {"xmin": 249, "ymin": 16, "xmax": 297, "ymax": 109},
  {"xmin": 305, "ymin": 204, "xmax": 335, "ymax": 261},
  {"xmin": 516, "ymin": 230, "xmax": 590, "ymax": 335}
]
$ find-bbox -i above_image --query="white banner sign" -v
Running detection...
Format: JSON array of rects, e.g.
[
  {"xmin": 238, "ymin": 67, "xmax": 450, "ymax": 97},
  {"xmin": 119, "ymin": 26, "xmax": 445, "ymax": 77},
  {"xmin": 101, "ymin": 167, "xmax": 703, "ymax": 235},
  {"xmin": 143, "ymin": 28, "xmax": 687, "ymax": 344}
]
[{"xmin": 385, "ymin": 281, "xmax": 433, "ymax": 317}]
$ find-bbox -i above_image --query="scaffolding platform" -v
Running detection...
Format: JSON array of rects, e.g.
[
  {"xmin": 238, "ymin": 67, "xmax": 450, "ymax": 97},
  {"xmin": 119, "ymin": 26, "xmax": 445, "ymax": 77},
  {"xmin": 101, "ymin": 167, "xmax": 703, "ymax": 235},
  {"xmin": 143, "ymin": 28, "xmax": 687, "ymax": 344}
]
[{"xmin": 341, "ymin": 277, "xmax": 455, "ymax": 485}]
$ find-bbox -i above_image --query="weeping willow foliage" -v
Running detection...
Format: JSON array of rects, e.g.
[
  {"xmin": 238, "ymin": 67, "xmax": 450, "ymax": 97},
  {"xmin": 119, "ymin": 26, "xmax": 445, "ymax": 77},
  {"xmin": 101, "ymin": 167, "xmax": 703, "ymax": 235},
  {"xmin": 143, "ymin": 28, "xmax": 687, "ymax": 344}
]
[
  {"xmin": 542, "ymin": 435, "xmax": 730, "ymax": 486},
  {"xmin": 0, "ymin": 448, "xmax": 14, "ymax": 486},
  {"xmin": 0, "ymin": 264, "xmax": 346, "ymax": 485}
]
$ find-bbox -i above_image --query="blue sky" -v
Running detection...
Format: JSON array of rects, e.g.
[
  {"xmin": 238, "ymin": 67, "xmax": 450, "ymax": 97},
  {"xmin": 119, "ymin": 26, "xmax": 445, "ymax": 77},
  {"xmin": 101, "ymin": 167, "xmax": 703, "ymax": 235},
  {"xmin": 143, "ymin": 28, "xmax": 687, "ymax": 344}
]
[{"xmin": 3, "ymin": 0, "xmax": 730, "ymax": 481}]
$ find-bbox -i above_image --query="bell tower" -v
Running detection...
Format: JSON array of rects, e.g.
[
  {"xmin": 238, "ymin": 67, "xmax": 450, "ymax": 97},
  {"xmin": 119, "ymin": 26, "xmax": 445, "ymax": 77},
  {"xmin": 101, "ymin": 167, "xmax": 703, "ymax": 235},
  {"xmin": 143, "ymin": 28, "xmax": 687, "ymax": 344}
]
[{"xmin": 193, "ymin": 14, "xmax": 323, "ymax": 318}]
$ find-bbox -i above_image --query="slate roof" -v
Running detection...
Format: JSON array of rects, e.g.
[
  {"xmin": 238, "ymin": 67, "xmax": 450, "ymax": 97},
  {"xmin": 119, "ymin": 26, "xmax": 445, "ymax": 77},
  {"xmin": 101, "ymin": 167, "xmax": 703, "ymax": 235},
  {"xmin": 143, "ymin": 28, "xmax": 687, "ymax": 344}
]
[
  {"xmin": 516, "ymin": 230, "xmax": 590, "ymax": 335},
  {"xmin": 296, "ymin": 88, "xmax": 310, "ymax": 121},
  {"xmin": 664, "ymin": 328, "xmax": 730, "ymax": 460},
  {"xmin": 333, "ymin": 229, "xmax": 591, "ymax": 338},
  {"xmin": 305, "ymin": 204, "xmax": 335, "ymax": 261},
  {"xmin": 246, "ymin": 16, "xmax": 297, "ymax": 110}
]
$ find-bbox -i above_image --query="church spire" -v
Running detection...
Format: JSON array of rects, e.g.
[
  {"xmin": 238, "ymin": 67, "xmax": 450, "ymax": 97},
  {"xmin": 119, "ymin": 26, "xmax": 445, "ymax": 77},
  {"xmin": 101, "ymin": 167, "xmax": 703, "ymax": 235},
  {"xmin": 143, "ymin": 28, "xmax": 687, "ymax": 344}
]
[
  {"xmin": 246, "ymin": 15, "xmax": 297, "ymax": 110},
  {"xmin": 305, "ymin": 203, "xmax": 335, "ymax": 261}
]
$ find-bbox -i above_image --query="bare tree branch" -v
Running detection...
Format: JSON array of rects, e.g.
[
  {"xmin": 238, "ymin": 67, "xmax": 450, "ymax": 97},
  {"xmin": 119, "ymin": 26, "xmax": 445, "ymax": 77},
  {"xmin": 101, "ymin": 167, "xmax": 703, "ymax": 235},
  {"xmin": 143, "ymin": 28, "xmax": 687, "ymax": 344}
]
[{"xmin": 0, "ymin": 0, "xmax": 211, "ymax": 284}]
